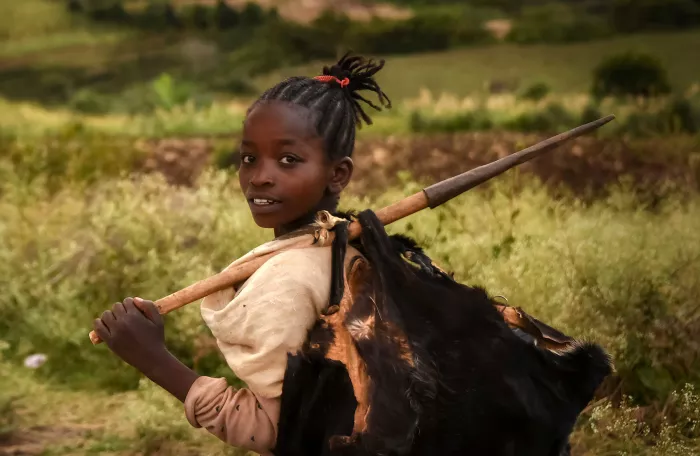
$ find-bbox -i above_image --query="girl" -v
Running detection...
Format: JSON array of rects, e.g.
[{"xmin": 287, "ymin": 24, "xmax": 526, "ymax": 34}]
[{"xmin": 92, "ymin": 53, "xmax": 391, "ymax": 455}]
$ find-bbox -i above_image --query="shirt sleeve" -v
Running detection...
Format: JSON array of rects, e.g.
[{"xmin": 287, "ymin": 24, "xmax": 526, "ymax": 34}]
[{"xmin": 184, "ymin": 376, "xmax": 280, "ymax": 454}]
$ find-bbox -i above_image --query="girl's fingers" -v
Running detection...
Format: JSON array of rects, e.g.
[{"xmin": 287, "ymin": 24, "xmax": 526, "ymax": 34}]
[
  {"xmin": 101, "ymin": 308, "xmax": 116, "ymax": 324},
  {"xmin": 122, "ymin": 297, "xmax": 134, "ymax": 313},
  {"xmin": 93, "ymin": 318, "xmax": 110, "ymax": 340},
  {"xmin": 133, "ymin": 297, "xmax": 163, "ymax": 325},
  {"xmin": 112, "ymin": 301, "xmax": 127, "ymax": 317}
]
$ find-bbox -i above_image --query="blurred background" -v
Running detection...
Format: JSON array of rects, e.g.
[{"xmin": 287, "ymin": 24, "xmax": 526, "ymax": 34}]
[{"xmin": 1, "ymin": 1, "xmax": 699, "ymax": 455}]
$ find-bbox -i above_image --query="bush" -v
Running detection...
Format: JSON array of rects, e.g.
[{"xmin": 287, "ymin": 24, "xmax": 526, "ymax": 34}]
[
  {"xmin": 620, "ymin": 96, "xmax": 700, "ymax": 136},
  {"xmin": 82, "ymin": 0, "xmax": 130, "ymax": 23},
  {"xmin": 573, "ymin": 384, "xmax": 700, "ymax": 453},
  {"xmin": 3, "ymin": 165, "xmax": 699, "ymax": 401},
  {"xmin": 180, "ymin": 4, "xmax": 212, "ymax": 30},
  {"xmin": 137, "ymin": 2, "xmax": 181, "ymax": 30},
  {"xmin": 239, "ymin": 1, "xmax": 266, "ymax": 27},
  {"xmin": 518, "ymin": 81, "xmax": 551, "ymax": 101},
  {"xmin": 611, "ymin": 0, "xmax": 700, "ymax": 33},
  {"xmin": 409, "ymin": 109, "xmax": 494, "ymax": 133},
  {"xmin": 69, "ymin": 88, "xmax": 113, "ymax": 115},
  {"xmin": 503, "ymin": 101, "xmax": 577, "ymax": 133},
  {"xmin": 580, "ymin": 102, "xmax": 604, "ymax": 125},
  {"xmin": 591, "ymin": 52, "xmax": 672, "ymax": 99},
  {"xmin": 350, "ymin": 10, "xmax": 493, "ymax": 55},
  {"xmin": 508, "ymin": 3, "xmax": 612, "ymax": 44},
  {"xmin": 0, "ymin": 127, "xmax": 145, "ymax": 195},
  {"xmin": 214, "ymin": 0, "xmax": 239, "ymax": 29}
]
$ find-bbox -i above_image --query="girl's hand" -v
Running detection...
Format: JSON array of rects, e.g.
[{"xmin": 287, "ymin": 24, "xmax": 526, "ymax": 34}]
[{"xmin": 93, "ymin": 297, "xmax": 168, "ymax": 374}]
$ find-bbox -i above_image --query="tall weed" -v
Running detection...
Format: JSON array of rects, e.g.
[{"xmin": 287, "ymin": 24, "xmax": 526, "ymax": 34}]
[{"xmin": 2, "ymin": 168, "xmax": 699, "ymax": 401}]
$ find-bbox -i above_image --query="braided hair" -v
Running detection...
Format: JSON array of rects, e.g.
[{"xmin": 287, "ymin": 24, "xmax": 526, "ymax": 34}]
[{"xmin": 248, "ymin": 52, "xmax": 392, "ymax": 160}]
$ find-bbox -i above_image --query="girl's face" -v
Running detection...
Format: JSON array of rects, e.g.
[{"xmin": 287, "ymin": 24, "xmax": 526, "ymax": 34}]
[{"xmin": 238, "ymin": 101, "xmax": 353, "ymax": 236}]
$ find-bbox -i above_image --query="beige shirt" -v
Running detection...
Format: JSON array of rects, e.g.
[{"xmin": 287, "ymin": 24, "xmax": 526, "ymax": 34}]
[{"xmin": 184, "ymin": 242, "xmax": 335, "ymax": 453}]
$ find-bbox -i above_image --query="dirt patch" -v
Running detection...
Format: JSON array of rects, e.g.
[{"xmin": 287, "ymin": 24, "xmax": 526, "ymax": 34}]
[
  {"xmin": 0, "ymin": 425, "xmax": 96, "ymax": 456},
  {"xmin": 142, "ymin": 132, "xmax": 700, "ymax": 199},
  {"xmin": 172, "ymin": 0, "xmax": 412, "ymax": 23},
  {"xmin": 140, "ymin": 138, "xmax": 213, "ymax": 186},
  {"xmin": 349, "ymin": 133, "xmax": 700, "ymax": 198}
]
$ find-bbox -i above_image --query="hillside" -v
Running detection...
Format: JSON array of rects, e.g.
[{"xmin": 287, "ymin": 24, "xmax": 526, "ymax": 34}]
[
  {"xmin": 174, "ymin": 0, "xmax": 413, "ymax": 23},
  {"xmin": 257, "ymin": 30, "xmax": 700, "ymax": 99}
]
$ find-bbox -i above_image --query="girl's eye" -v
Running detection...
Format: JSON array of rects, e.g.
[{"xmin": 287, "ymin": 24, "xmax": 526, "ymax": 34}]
[
  {"xmin": 241, "ymin": 154, "xmax": 254, "ymax": 164},
  {"xmin": 280, "ymin": 155, "xmax": 300, "ymax": 165}
]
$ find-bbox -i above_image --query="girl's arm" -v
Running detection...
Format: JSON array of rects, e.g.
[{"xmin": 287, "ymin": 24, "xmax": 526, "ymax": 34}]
[
  {"xmin": 93, "ymin": 297, "xmax": 279, "ymax": 453},
  {"xmin": 92, "ymin": 297, "xmax": 199, "ymax": 402}
]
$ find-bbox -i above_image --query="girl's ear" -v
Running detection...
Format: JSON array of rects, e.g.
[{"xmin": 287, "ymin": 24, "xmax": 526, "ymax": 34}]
[{"xmin": 328, "ymin": 157, "xmax": 354, "ymax": 195}]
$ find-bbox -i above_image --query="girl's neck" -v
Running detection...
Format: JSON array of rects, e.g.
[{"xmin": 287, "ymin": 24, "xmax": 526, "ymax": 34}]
[{"xmin": 274, "ymin": 197, "xmax": 339, "ymax": 238}]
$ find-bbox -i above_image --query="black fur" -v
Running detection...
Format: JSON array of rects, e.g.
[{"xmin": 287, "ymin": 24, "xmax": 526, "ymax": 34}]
[
  {"xmin": 274, "ymin": 322, "xmax": 357, "ymax": 456},
  {"xmin": 274, "ymin": 210, "xmax": 612, "ymax": 456}
]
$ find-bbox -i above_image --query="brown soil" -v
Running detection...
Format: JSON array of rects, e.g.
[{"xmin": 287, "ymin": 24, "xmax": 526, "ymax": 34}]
[
  {"xmin": 349, "ymin": 133, "xmax": 700, "ymax": 198},
  {"xmin": 140, "ymin": 137, "xmax": 213, "ymax": 187},
  {"xmin": 142, "ymin": 132, "xmax": 700, "ymax": 200},
  {"xmin": 172, "ymin": 0, "xmax": 412, "ymax": 23},
  {"xmin": 0, "ymin": 425, "xmax": 97, "ymax": 456}
]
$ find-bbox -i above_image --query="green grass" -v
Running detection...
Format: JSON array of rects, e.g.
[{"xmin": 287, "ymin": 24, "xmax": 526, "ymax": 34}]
[
  {"xmin": 0, "ymin": 161, "xmax": 699, "ymax": 453},
  {"xmin": 0, "ymin": 30, "xmax": 134, "ymax": 59},
  {"xmin": 257, "ymin": 30, "xmax": 700, "ymax": 100},
  {"xmin": 0, "ymin": 0, "xmax": 134, "ymax": 59},
  {"xmin": 0, "ymin": 357, "xmax": 254, "ymax": 455},
  {"xmin": 0, "ymin": 0, "xmax": 77, "ymax": 43},
  {"xmin": 2, "ymin": 90, "xmax": 697, "ymax": 140}
]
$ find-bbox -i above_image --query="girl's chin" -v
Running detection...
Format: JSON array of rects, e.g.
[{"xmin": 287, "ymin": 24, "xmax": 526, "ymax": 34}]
[{"xmin": 250, "ymin": 213, "xmax": 295, "ymax": 230}]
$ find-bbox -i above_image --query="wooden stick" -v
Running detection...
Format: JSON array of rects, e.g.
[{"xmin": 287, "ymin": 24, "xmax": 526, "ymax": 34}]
[{"xmin": 89, "ymin": 115, "xmax": 615, "ymax": 345}]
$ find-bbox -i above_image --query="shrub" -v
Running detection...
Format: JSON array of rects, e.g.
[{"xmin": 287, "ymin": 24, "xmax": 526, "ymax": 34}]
[
  {"xmin": 518, "ymin": 81, "xmax": 551, "ymax": 101},
  {"xmin": 150, "ymin": 73, "xmax": 211, "ymax": 111},
  {"xmin": 409, "ymin": 109, "xmax": 494, "ymax": 133},
  {"xmin": 0, "ymin": 127, "xmax": 145, "ymax": 195},
  {"xmin": 664, "ymin": 96, "xmax": 700, "ymax": 134},
  {"xmin": 239, "ymin": 1, "xmax": 266, "ymax": 26},
  {"xmin": 611, "ymin": 0, "xmax": 700, "ymax": 33},
  {"xmin": 351, "ymin": 10, "xmax": 493, "ymax": 55},
  {"xmin": 572, "ymin": 384, "xmax": 700, "ymax": 453},
  {"xmin": 214, "ymin": 0, "xmax": 239, "ymax": 29},
  {"xmin": 69, "ymin": 88, "xmax": 113, "ymax": 115},
  {"xmin": 137, "ymin": 1, "xmax": 181, "ymax": 30},
  {"xmin": 591, "ymin": 52, "xmax": 672, "ymax": 99},
  {"xmin": 580, "ymin": 102, "xmax": 604, "ymax": 125},
  {"xmin": 0, "ymin": 395, "xmax": 18, "ymax": 443},
  {"xmin": 82, "ymin": 0, "xmax": 130, "ymax": 23},
  {"xmin": 620, "ymin": 96, "xmax": 700, "ymax": 136},
  {"xmin": 180, "ymin": 4, "xmax": 212, "ymax": 30},
  {"xmin": 504, "ymin": 101, "xmax": 577, "ymax": 133},
  {"xmin": 508, "ymin": 3, "xmax": 612, "ymax": 44}
]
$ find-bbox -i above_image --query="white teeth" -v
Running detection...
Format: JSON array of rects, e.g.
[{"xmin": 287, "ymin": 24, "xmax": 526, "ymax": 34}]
[{"xmin": 253, "ymin": 199, "xmax": 276, "ymax": 205}]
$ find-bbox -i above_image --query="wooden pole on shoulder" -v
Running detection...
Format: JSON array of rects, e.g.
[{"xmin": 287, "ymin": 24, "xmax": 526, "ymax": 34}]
[{"xmin": 89, "ymin": 115, "xmax": 615, "ymax": 345}]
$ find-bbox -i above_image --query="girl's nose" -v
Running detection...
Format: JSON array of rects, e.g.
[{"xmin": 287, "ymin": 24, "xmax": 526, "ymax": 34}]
[{"xmin": 249, "ymin": 165, "xmax": 274, "ymax": 187}]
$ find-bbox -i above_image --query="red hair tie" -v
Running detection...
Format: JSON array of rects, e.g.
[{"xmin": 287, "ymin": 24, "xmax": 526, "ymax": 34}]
[{"xmin": 314, "ymin": 75, "xmax": 350, "ymax": 88}]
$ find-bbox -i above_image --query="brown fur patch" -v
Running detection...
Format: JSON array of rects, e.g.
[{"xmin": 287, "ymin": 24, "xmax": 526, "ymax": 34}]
[{"xmin": 321, "ymin": 248, "xmax": 373, "ymax": 435}]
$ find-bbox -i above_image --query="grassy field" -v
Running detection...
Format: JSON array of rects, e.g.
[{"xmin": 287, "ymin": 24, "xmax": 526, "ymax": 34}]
[
  {"xmin": 1, "ymin": 1, "xmax": 699, "ymax": 111},
  {"xmin": 2, "ymin": 3, "xmax": 700, "ymax": 454},
  {"xmin": 0, "ymin": 0, "xmax": 134, "ymax": 57},
  {"xmin": 257, "ymin": 30, "xmax": 700, "ymax": 99},
  {"xmin": 1, "ymin": 161, "xmax": 699, "ymax": 454}
]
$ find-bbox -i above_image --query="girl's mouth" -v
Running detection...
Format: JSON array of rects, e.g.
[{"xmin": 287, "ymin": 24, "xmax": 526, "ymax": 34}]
[
  {"xmin": 247, "ymin": 197, "xmax": 283, "ymax": 214},
  {"xmin": 251, "ymin": 198, "xmax": 279, "ymax": 206}
]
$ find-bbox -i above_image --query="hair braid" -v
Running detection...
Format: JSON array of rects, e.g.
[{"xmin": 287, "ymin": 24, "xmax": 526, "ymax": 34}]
[{"xmin": 247, "ymin": 52, "xmax": 392, "ymax": 160}]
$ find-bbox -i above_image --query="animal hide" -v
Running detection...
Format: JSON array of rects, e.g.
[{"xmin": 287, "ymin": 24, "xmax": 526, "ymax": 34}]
[{"xmin": 273, "ymin": 210, "xmax": 612, "ymax": 456}]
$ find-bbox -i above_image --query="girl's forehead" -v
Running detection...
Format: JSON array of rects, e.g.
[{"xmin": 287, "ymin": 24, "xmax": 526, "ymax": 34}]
[{"xmin": 244, "ymin": 101, "xmax": 317, "ymax": 139}]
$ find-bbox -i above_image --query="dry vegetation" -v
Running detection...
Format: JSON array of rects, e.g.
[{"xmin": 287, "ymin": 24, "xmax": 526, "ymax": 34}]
[
  {"xmin": 172, "ymin": 0, "xmax": 413, "ymax": 23},
  {"xmin": 2, "ymin": 2, "xmax": 700, "ymax": 454},
  {"xmin": 1, "ymin": 122, "xmax": 700, "ymax": 454}
]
